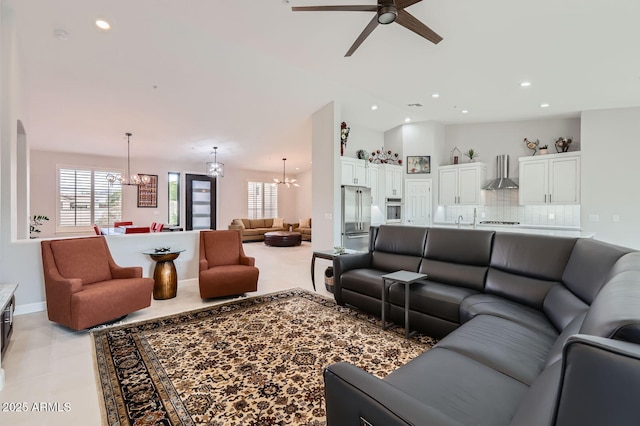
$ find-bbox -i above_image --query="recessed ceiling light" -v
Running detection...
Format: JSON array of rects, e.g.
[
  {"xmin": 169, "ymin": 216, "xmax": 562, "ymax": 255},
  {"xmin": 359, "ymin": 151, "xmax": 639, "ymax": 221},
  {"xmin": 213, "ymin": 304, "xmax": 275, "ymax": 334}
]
[
  {"xmin": 432, "ymin": 93, "xmax": 440, "ymax": 98},
  {"xmin": 540, "ymin": 103, "xmax": 550, "ymax": 108},
  {"xmin": 404, "ymin": 117, "xmax": 411, "ymax": 123},
  {"xmin": 461, "ymin": 110, "xmax": 469, "ymax": 114},
  {"xmin": 53, "ymin": 29, "xmax": 69, "ymax": 40},
  {"xmin": 371, "ymin": 105, "xmax": 378, "ymax": 110},
  {"xmin": 95, "ymin": 19, "xmax": 111, "ymax": 30},
  {"xmin": 520, "ymin": 81, "xmax": 531, "ymax": 87}
]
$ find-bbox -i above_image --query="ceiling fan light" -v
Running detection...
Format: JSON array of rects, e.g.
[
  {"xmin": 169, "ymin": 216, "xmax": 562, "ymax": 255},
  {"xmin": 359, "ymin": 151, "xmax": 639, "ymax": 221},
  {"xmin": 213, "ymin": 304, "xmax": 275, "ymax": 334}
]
[{"xmin": 377, "ymin": 5, "xmax": 397, "ymax": 24}]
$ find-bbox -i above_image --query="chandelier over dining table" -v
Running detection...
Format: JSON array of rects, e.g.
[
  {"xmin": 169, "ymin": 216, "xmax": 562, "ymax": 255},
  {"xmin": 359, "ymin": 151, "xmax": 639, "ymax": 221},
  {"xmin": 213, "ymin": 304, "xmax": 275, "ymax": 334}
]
[{"xmin": 116, "ymin": 132, "xmax": 150, "ymax": 186}]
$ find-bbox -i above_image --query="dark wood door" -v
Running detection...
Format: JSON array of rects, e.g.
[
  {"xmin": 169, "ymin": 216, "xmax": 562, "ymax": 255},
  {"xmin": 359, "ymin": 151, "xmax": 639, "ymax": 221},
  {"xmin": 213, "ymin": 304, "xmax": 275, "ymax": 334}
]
[{"xmin": 185, "ymin": 174, "xmax": 216, "ymax": 231}]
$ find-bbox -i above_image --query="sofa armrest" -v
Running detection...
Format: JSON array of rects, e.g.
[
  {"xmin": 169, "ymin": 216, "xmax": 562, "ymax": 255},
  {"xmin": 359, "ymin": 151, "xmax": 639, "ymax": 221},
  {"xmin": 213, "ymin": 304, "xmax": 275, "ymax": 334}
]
[
  {"xmin": 199, "ymin": 258, "xmax": 208, "ymax": 272},
  {"xmin": 240, "ymin": 256, "xmax": 256, "ymax": 267},
  {"xmin": 553, "ymin": 334, "xmax": 640, "ymax": 426},
  {"xmin": 333, "ymin": 253, "xmax": 372, "ymax": 305},
  {"xmin": 228, "ymin": 224, "xmax": 244, "ymax": 232},
  {"xmin": 111, "ymin": 265, "xmax": 143, "ymax": 279},
  {"xmin": 324, "ymin": 362, "xmax": 463, "ymax": 426},
  {"xmin": 45, "ymin": 271, "xmax": 83, "ymax": 295}
]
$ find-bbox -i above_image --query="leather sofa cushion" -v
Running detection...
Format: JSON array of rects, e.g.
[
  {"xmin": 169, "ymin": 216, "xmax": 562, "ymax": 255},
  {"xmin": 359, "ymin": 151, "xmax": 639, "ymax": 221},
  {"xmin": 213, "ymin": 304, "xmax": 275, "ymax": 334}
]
[
  {"xmin": 242, "ymin": 229, "xmax": 261, "ymax": 236},
  {"xmin": 372, "ymin": 252, "xmax": 422, "ymax": 273},
  {"xmin": 484, "ymin": 268, "xmax": 557, "ymax": 310},
  {"xmin": 389, "ymin": 281, "xmax": 479, "ymax": 323},
  {"xmin": 424, "ymin": 228, "xmax": 494, "ymax": 266},
  {"xmin": 385, "ymin": 347, "xmax": 529, "ymax": 426},
  {"xmin": 49, "ymin": 237, "xmax": 112, "ymax": 285},
  {"xmin": 490, "ymin": 233, "xmax": 576, "ymax": 281},
  {"xmin": 544, "ymin": 312, "xmax": 586, "ymax": 368},
  {"xmin": 436, "ymin": 315, "xmax": 557, "ymax": 385},
  {"xmin": 580, "ymin": 268, "xmax": 640, "ymax": 344},
  {"xmin": 419, "ymin": 259, "xmax": 487, "ymax": 291},
  {"xmin": 341, "ymin": 268, "xmax": 388, "ymax": 299},
  {"xmin": 241, "ymin": 219, "xmax": 251, "ymax": 228},
  {"xmin": 509, "ymin": 360, "xmax": 562, "ymax": 426},
  {"xmin": 374, "ymin": 225, "xmax": 427, "ymax": 256},
  {"xmin": 562, "ymin": 238, "xmax": 632, "ymax": 304},
  {"xmin": 542, "ymin": 285, "xmax": 588, "ymax": 331},
  {"xmin": 460, "ymin": 294, "xmax": 558, "ymax": 337}
]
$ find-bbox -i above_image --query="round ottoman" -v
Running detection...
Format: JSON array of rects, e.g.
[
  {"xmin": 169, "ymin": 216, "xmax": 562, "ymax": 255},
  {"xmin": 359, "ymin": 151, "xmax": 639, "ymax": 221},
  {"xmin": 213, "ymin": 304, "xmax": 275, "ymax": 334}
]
[{"xmin": 264, "ymin": 231, "xmax": 302, "ymax": 247}]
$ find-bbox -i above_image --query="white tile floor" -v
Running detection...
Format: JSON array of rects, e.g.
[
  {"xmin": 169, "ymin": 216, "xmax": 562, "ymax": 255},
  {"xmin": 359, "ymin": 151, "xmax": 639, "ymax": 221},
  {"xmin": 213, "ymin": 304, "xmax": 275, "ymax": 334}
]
[{"xmin": 0, "ymin": 241, "xmax": 334, "ymax": 425}]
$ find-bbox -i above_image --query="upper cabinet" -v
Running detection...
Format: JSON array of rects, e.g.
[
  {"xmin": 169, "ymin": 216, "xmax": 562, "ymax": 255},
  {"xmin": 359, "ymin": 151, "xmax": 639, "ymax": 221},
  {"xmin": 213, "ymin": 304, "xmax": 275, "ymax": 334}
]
[
  {"xmin": 438, "ymin": 163, "xmax": 486, "ymax": 205},
  {"xmin": 382, "ymin": 164, "xmax": 403, "ymax": 198},
  {"xmin": 341, "ymin": 157, "xmax": 369, "ymax": 187},
  {"xmin": 519, "ymin": 153, "xmax": 581, "ymax": 205}
]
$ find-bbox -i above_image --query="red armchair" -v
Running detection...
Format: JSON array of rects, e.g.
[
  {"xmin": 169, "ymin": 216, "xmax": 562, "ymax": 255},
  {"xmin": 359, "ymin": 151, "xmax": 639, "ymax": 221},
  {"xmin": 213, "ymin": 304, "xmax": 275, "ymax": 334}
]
[
  {"xmin": 41, "ymin": 236, "xmax": 154, "ymax": 330},
  {"xmin": 199, "ymin": 230, "xmax": 259, "ymax": 299}
]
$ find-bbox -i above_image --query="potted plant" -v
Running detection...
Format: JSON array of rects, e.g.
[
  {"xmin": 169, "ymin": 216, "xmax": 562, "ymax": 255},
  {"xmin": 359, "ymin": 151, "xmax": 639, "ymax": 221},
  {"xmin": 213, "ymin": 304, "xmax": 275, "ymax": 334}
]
[
  {"xmin": 464, "ymin": 149, "xmax": 479, "ymax": 162},
  {"xmin": 539, "ymin": 145, "xmax": 549, "ymax": 155}
]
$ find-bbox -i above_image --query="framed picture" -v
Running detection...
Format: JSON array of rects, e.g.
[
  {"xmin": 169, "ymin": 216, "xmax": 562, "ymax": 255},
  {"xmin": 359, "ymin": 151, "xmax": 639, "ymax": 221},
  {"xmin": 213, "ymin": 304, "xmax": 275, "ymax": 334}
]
[
  {"xmin": 407, "ymin": 156, "xmax": 431, "ymax": 174},
  {"xmin": 137, "ymin": 174, "xmax": 158, "ymax": 208}
]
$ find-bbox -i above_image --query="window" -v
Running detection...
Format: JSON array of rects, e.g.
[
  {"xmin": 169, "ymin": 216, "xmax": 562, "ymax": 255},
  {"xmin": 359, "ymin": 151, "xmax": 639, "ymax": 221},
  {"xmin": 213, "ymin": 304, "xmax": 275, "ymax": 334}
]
[
  {"xmin": 58, "ymin": 166, "xmax": 123, "ymax": 231},
  {"xmin": 168, "ymin": 172, "xmax": 180, "ymax": 226},
  {"xmin": 247, "ymin": 181, "xmax": 278, "ymax": 219}
]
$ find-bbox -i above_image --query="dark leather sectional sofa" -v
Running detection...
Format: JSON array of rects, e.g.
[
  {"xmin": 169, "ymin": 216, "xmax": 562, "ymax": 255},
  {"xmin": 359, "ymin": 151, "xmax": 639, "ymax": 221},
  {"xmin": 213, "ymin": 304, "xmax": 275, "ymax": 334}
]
[{"xmin": 326, "ymin": 225, "xmax": 640, "ymax": 426}]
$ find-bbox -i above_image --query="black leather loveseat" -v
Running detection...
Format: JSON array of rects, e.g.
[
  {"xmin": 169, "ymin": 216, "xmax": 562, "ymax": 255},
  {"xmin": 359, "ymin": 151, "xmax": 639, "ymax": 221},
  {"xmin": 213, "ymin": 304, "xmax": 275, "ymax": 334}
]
[{"xmin": 326, "ymin": 225, "xmax": 640, "ymax": 425}]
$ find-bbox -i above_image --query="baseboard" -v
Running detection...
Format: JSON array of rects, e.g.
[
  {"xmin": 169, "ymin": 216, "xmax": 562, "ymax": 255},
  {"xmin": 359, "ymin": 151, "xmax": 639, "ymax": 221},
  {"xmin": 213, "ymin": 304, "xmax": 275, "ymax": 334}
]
[{"xmin": 15, "ymin": 301, "xmax": 46, "ymax": 316}]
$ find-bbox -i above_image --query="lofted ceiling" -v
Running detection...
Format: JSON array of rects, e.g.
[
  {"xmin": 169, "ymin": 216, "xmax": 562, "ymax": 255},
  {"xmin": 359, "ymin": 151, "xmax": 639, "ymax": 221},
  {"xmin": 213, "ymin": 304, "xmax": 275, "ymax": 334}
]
[{"xmin": 5, "ymin": 0, "xmax": 640, "ymax": 173}]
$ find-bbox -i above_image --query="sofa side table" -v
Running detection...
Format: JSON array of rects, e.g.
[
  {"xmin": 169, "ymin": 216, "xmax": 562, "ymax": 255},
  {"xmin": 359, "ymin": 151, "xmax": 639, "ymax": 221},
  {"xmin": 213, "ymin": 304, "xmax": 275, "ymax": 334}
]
[
  {"xmin": 381, "ymin": 271, "xmax": 427, "ymax": 338},
  {"xmin": 143, "ymin": 249, "xmax": 185, "ymax": 300},
  {"xmin": 311, "ymin": 249, "xmax": 362, "ymax": 291}
]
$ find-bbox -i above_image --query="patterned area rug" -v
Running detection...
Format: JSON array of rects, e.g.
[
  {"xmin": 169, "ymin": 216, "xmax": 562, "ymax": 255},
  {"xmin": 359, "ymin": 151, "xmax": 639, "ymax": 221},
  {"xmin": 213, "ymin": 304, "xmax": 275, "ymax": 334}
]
[{"xmin": 93, "ymin": 289, "xmax": 435, "ymax": 425}]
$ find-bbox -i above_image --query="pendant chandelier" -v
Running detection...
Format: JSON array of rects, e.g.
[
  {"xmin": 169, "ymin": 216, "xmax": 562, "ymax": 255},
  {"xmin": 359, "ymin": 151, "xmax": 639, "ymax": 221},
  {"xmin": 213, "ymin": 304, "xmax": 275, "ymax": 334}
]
[
  {"xmin": 118, "ymin": 132, "xmax": 150, "ymax": 186},
  {"xmin": 273, "ymin": 158, "xmax": 299, "ymax": 187},
  {"xmin": 206, "ymin": 146, "xmax": 224, "ymax": 177}
]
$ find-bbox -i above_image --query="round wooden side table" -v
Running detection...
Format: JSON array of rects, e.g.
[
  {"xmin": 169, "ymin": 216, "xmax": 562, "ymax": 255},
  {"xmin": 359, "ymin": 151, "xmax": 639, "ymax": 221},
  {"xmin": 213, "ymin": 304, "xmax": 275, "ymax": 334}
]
[{"xmin": 142, "ymin": 249, "xmax": 185, "ymax": 300}]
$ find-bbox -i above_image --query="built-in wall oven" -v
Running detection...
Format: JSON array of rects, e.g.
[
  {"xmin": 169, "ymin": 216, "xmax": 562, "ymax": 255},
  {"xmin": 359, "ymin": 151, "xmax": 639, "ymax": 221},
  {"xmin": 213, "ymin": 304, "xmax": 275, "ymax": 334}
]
[{"xmin": 385, "ymin": 197, "xmax": 402, "ymax": 223}]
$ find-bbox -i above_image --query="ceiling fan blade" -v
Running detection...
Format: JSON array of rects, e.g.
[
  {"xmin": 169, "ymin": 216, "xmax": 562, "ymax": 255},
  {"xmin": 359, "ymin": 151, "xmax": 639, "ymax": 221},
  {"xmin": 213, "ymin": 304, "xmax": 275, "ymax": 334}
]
[
  {"xmin": 292, "ymin": 5, "xmax": 377, "ymax": 12},
  {"xmin": 396, "ymin": 9, "xmax": 443, "ymax": 44},
  {"xmin": 345, "ymin": 14, "xmax": 379, "ymax": 57},
  {"xmin": 396, "ymin": 0, "xmax": 423, "ymax": 10}
]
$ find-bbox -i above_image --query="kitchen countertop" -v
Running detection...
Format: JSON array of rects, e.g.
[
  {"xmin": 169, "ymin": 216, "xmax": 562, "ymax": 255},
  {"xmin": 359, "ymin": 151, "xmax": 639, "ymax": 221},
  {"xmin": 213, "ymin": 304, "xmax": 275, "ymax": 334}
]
[{"xmin": 431, "ymin": 222, "xmax": 595, "ymax": 238}]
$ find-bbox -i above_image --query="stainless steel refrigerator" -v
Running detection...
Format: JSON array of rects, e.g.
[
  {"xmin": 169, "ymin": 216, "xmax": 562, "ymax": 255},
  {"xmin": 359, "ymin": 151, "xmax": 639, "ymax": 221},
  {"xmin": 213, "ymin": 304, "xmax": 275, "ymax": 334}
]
[{"xmin": 341, "ymin": 185, "xmax": 372, "ymax": 251}]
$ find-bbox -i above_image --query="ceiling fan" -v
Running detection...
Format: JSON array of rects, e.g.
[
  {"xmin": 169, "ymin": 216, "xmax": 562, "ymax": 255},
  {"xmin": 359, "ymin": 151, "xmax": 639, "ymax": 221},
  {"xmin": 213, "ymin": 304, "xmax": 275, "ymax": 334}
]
[{"xmin": 292, "ymin": 0, "xmax": 443, "ymax": 57}]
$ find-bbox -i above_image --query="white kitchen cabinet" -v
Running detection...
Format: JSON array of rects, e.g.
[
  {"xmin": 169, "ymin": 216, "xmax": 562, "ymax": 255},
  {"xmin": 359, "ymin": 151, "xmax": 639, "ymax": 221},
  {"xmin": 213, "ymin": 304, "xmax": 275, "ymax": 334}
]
[
  {"xmin": 438, "ymin": 162, "xmax": 486, "ymax": 205},
  {"xmin": 369, "ymin": 164, "xmax": 380, "ymax": 205},
  {"xmin": 382, "ymin": 164, "xmax": 403, "ymax": 198},
  {"xmin": 519, "ymin": 153, "xmax": 580, "ymax": 205},
  {"xmin": 341, "ymin": 157, "xmax": 369, "ymax": 187}
]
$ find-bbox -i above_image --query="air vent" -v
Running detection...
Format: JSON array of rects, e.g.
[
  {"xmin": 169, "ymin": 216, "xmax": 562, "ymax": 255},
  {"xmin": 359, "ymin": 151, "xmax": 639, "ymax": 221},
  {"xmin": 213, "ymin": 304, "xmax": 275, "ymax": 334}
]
[{"xmin": 407, "ymin": 103, "xmax": 423, "ymax": 107}]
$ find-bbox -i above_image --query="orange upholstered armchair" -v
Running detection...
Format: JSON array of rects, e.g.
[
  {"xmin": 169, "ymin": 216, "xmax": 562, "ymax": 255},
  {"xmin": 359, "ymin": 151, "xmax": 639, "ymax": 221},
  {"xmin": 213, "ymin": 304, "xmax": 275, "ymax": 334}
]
[
  {"xmin": 41, "ymin": 236, "xmax": 154, "ymax": 330},
  {"xmin": 199, "ymin": 230, "xmax": 259, "ymax": 299}
]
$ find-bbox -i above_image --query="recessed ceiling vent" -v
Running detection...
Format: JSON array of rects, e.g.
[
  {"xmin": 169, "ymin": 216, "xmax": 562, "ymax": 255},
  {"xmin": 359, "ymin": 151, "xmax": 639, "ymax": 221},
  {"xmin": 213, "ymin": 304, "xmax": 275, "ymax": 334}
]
[
  {"xmin": 483, "ymin": 155, "xmax": 518, "ymax": 190},
  {"xmin": 407, "ymin": 103, "xmax": 423, "ymax": 107}
]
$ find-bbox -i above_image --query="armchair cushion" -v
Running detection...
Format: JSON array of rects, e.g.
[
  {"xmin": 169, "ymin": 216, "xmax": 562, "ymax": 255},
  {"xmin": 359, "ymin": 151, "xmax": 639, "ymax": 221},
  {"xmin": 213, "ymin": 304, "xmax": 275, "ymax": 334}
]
[{"xmin": 49, "ymin": 237, "xmax": 112, "ymax": 285}]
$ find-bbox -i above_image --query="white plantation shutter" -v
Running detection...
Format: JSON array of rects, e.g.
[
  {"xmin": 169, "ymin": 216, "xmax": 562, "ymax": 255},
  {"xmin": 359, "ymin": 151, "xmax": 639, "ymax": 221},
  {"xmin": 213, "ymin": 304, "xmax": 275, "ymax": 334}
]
[
  {"xmin": 247, "ymin": 181, "xmax": 278, "ymax": 219},
  {"xmin": 58, "ymin": 166, "xmax": 123, "ymax": 231},
  {"xmin": 263, "ymin": 183, "xmax": 278, "ymax": 218}
]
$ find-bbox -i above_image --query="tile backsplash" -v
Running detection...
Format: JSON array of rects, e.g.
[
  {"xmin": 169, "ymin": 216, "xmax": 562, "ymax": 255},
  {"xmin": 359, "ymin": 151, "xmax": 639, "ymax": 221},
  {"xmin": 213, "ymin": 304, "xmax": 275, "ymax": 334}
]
[{"xmin": 436, "ymin": 189, "xmax": 581, "ymax": 227}]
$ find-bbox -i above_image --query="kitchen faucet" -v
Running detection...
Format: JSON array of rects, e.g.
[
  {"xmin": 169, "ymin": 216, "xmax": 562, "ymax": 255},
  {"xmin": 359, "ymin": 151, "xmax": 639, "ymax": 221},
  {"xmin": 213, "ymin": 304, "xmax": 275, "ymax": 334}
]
[{"xmin": 456, "ymin": 215, "xmax": 464, "ymax": 228}]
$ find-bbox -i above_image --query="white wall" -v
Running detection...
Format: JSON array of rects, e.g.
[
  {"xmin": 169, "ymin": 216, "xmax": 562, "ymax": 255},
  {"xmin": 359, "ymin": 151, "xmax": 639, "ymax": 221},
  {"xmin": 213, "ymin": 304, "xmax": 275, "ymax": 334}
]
[
  {"xmin": 30, "ymin": 150, "xmax": 303, "ymax": 238},
  {"xmin": 295, "ymin": 168, "xmax": 312, "ymax": 225},
  {"xmin": 341, "ymin": 122, "xmax": 385, "ymax": 160},
  {"xmin": 581, "ymin": 107, "xmax": 640, "ymax": 249},
  {"xmin": 311, "ymin": 101, "xmax": 340, "ymax": 250},
  {"xmin": 445, "ymin": 117, "xmax": 581, "ymax": 182}
]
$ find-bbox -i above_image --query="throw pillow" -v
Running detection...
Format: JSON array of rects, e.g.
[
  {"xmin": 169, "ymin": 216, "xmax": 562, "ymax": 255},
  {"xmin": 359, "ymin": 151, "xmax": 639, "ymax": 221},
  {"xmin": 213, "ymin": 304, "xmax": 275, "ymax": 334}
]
[
  {"xmin": 232, "ymin": 219, "xmax": 245, "ymax": 229},
  {"xmin": 299, "ymin": 218, "xmax": 311, "ymax": 228},
  {"xmin": 272, "ymin": 218, "xmax": 284, "ymax": 228}
]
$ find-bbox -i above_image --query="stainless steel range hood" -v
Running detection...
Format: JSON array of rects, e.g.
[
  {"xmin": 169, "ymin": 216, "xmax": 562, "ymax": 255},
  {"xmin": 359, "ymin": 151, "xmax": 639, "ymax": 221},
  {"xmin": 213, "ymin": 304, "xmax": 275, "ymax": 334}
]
[{"xmin": 483, "ymin": 155, "xmax": 518, "ymax": 190}]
